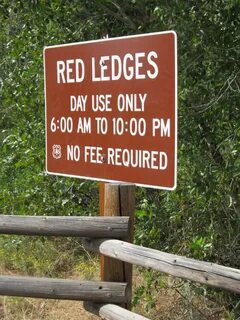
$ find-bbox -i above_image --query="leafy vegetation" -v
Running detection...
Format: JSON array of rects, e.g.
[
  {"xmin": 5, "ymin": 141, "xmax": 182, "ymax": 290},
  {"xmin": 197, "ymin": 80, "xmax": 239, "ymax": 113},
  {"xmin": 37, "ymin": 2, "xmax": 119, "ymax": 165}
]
[{"xmin": 0, "ymin": 0, "xmax": 239, "ymax": 318}]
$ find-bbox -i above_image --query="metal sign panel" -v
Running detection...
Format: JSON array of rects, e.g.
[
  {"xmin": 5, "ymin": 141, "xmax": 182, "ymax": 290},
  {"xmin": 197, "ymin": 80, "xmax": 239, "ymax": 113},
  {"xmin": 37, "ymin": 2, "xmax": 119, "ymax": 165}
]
[{"xmin": 44, "ymin": 31, "xmax": 177, "ymax": 189}]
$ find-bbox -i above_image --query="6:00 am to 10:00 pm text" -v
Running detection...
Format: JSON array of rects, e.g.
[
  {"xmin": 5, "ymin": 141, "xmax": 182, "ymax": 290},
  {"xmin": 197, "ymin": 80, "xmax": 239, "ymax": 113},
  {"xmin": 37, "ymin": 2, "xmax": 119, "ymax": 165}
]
[{"xmin": 50, "ymin": 116, "xmax": 171, "ymax": 137}]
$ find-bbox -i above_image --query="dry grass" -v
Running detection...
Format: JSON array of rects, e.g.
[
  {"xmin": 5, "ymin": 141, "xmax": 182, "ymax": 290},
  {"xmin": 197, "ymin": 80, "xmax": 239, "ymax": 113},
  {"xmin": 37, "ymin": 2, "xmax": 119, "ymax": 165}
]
[{"xmin": 0, "ymin": 297, "xmax": 99, "ymax": 320}]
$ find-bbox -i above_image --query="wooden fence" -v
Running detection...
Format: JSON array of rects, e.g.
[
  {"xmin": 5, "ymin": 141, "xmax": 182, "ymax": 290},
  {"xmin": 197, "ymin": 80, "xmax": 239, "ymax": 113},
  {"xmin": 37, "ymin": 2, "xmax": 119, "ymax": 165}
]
[{"xmin": 0, "ymin": 183, "xmax": 239, "ymax": 320}]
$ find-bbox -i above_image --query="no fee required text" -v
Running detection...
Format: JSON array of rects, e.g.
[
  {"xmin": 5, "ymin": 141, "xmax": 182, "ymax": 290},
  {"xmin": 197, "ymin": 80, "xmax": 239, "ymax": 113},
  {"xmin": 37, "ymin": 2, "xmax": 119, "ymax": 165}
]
[{"xmin": 67, "ymin": 145, "xmax": 168, "ymax": 170}]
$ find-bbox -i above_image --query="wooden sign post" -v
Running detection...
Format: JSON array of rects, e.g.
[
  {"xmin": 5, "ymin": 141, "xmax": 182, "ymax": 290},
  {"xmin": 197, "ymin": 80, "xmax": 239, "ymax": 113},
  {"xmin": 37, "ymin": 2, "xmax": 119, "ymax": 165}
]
[{"xmin": 100, "ymin": 182, "xmax": 135, "ymax": 309}]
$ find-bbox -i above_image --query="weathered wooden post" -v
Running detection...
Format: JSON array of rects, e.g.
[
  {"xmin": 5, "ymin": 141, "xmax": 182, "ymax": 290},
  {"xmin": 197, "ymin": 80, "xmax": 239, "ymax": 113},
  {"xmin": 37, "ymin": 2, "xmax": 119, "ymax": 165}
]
[{"xmin": 100, "ymin": 182, "xmax": 135, "ymax": 309}]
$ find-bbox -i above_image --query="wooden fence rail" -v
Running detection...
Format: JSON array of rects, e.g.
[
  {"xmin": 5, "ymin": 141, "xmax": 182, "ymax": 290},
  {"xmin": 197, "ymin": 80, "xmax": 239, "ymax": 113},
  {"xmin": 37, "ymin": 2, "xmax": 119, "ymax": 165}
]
[
  {"xmin": 84, "ymin": 302, "xmax": 150, "ymax": 320},
  {"xmin": 0, "ymin": 215, "xmax": 129, "ymax": 238},
  {"xmin": 97, "ymin": 304, "xmax": 150, "ymax": 320},
  {"xmin": 0, "ymin": 275, "xmax": 127, "ymax": 303},
  {"xmin": 83, "ymin": 238, "xmax": 240, "ymax": 294}
]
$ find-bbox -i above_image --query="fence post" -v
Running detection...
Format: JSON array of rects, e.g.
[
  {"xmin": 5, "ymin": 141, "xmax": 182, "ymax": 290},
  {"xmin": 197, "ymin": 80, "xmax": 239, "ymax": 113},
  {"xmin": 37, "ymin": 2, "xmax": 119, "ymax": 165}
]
[{"xmin": 99, "ymin": 182, "xmax": 135, "ymax": 309}]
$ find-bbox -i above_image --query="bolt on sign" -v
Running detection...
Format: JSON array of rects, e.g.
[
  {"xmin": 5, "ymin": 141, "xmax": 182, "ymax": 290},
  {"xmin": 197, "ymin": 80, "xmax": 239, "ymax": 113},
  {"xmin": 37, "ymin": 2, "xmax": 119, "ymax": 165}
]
[{"xmin": 44, "ymin": 31, "xmax": 177, "ymax": 189}]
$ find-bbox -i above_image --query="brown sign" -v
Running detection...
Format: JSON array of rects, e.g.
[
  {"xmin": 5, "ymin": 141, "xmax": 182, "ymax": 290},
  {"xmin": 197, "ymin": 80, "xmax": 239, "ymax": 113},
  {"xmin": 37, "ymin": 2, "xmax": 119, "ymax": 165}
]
[{"xmin": 44, "ymin": 31, "xmax": 177, "ymax": 189}]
